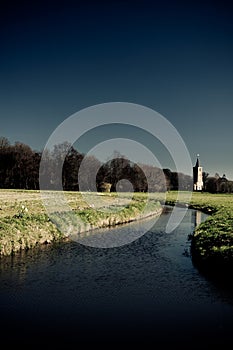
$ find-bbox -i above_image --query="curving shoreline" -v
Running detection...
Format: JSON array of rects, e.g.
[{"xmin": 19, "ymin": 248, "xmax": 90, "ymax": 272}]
[
  {"xmin": 1, "ymin": 190, "xmax": 233, "ymax": 267},
  {"xmin": 0, "ymin": 190, "xmax": 162, "ymax": 257},
  {"xmin": 165, "ymin": 191, "xmax": 233, "ymax": 272}
]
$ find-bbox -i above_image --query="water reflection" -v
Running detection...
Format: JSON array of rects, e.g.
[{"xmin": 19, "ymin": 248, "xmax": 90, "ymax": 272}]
[
  {"xmin": 194, "ymin": 209, "xmax": 202, "ymax": 227},
  {"xmin": 0, "ymin": 207, "xmax": 232, "ymax": 347},
  {"xmin": 191, "ymin": 208, "xmax": 208, "ymax": 228}
]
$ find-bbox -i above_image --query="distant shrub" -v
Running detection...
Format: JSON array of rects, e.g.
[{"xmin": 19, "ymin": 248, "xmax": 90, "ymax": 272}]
[{"xmin": 98, "ymin": 182, "xmax": 112, "ymax": 193}]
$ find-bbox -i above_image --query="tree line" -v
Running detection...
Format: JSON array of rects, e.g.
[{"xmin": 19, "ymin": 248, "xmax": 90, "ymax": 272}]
[
  {"xmin": 204, "ymin": 172, "xmax": 233, "ymax": 193},
  {"xmin": 0, "ymin": 136, "xmax": 193, "ymax": 192}
]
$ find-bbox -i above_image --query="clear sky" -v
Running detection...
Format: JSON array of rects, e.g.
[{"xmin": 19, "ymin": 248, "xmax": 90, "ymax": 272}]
[{"xmin": 1, "ymin": 0, "xmax": 233, "ymax": 178}]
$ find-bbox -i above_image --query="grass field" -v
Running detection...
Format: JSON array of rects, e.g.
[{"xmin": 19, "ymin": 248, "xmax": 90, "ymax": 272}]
[
  {"xmin": 0, "ymin": 189, "xmax": 162, "ymax": 256},
  {"xmin": 0, "ymin": 189, "xmax": 233, "ymax": 266}
]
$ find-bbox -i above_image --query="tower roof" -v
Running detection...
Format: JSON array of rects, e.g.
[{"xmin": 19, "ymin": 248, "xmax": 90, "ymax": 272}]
[{"xmin": 195, "ymin": 154, "xmax": 200, "ymax": 167}]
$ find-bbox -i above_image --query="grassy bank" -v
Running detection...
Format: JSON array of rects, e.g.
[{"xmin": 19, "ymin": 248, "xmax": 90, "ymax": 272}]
[
  {"xmin": 165, "ymin": 191, "xmax": 233, "ymax": 270},
  {"xmin": 0, "ymin": 190, "xmax": 162, "ymax": 256},
  {"xmin": 1, "ymin": 189, "xmax": 233, "ymax": 266}
]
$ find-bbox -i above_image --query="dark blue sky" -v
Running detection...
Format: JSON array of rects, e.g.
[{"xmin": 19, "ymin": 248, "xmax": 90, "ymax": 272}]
[{"xmin": 1, "ymin": 0, "xmax": 233, "ymax": 178}]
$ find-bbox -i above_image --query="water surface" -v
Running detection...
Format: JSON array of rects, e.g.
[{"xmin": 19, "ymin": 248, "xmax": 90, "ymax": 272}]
[{"xmin": 0, "ymin": 206, "xmax": 232, "ymax": 346}]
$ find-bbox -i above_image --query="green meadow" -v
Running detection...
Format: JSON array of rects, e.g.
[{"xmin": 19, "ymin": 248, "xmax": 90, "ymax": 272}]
[
  {"xmin": 0, "ymin": 189, "xmax": 233, "ymax": 270},
  {"xmin": 0, "ymin": 189, "xmax": 161, "ymax": 256}
]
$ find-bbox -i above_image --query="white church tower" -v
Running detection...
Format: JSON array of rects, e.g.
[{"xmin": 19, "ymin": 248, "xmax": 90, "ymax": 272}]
[{"xmin": 193, "ymin": 154, "xmax": 203, "ymax": 191}]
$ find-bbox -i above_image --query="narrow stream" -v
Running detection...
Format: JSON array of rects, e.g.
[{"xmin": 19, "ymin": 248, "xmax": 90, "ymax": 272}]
[{"xmin": 0, "ymin": 206, "xmax": 232, "ymax": 346}]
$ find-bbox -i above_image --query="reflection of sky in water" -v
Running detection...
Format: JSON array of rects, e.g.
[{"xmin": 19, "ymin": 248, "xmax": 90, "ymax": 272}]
[{"xmin": 0, "ymin": 207, "xmax": 232, "ymax": 346}]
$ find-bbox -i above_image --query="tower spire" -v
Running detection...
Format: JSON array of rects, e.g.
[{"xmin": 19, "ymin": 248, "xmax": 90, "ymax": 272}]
[{"xmin": 195, "ymin": 154, "xmax": 200, "ymax": 167}]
